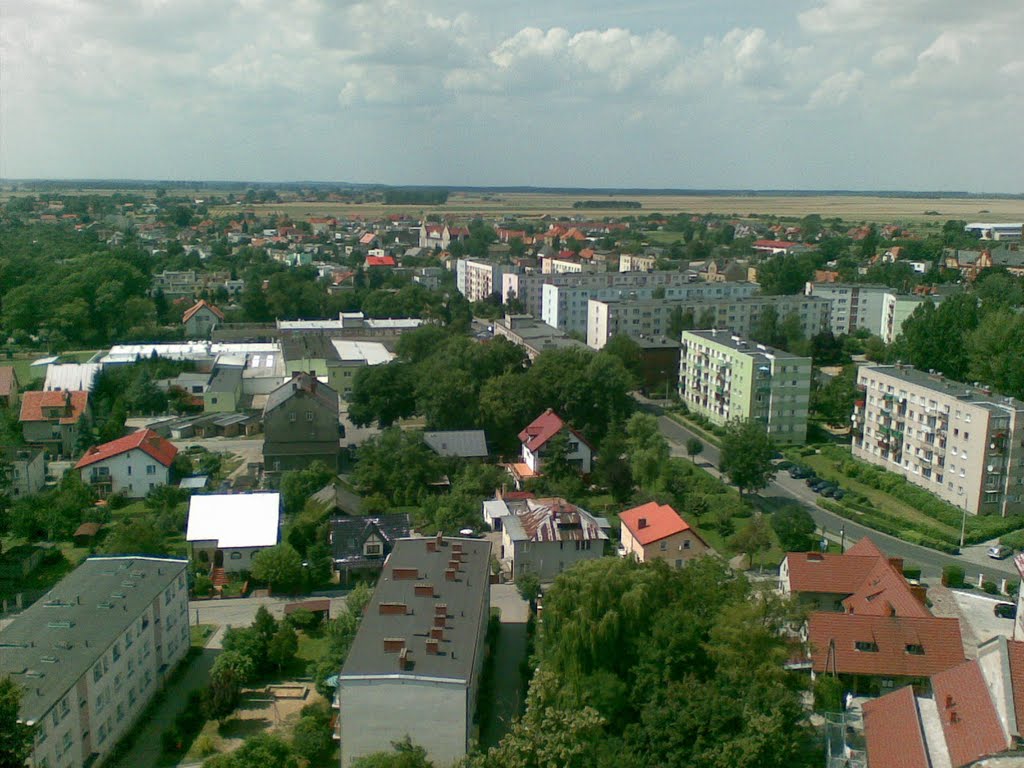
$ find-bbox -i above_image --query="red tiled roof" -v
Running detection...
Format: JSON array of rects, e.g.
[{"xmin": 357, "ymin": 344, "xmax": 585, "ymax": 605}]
[
  {"xmin": 182, "ymin": 299, "xmax": 224, "ymax": 324},
  {"xmin": 845, "ymin": 537, "xmax": 884, "ymax": 558},
  {"xmin": 753, "ymin": 239, "xmax": 800, "ymax": 248},
  {"xmin": 620, "ymin": 501, "xmax": 690, "ymax": 546},
  {"xmin": 1007, "ymin": 640, "xmax": 1024, "ymax": 736},
  {"xmin": 75, "ymin": 429, "xmax": 178, "ymax": 469},
  {"xmin": 808, "ymin": 613, "xmax": 965, "ymax": 678},
  {"xmin": 364, "ymin": 255, "xmax": 396, "ymax": 267},
  {"xmin": 784, "ymin": 551, "xmax": 879, "ymax": 595},
  {"xmin": 19, "ymin": 390, "xmax": 89, "ymax": 424},
  {"xmin": 359, "ymin": 232, "xmax": 378, "ymax": 245},
  {"xmin": 842, "ymin": 558, "xmax": 931, "ymax": 618},
  {"xmin": 862, "ymin": 686, "xmax": 930, "ymax": 768},
  {"xmin": 932, "ymin": 660, "xmax": 1009, "ymax": 767},
  {"xmin": 0, "ymin": 365, "xmax": 16, "ymax": 397},
  {"xmin": 518, "ymin": 409, "xmax": 589, "ymax": 452}
]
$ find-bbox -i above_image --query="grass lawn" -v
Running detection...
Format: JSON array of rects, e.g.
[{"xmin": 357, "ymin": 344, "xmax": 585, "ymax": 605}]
[
  {"xmin": 796, "ymin": 452, "xmax": 962, "ymax": 538},
  {"xmin": 296, "ymin": 631, "xmax": 330, "ymax": 665},
  {"xmin": 0, "ymin": 538, "xmax": 90, "ymax": 602},
  {"xmin": 190, "ymin": 624, "xmax": 217, "ymax": 648}
]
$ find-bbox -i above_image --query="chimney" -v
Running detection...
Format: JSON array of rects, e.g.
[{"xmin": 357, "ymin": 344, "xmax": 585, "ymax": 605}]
[
  {"xmin": 638, "ymin": 518, "xmax": 648, "ymax": 529},
  {"xmin": 452, "ymin": 542, "xmax": 463, "ymax": 554},
  {"xmin": 414, "ymin": 584, "xmax": 434, "ymax": 597},
  {"xmin": 383, "ymin": 637, "xmax": 405, "ymax": 653},
  {"xmin": 445, "ymin": 568, "xmax": 456, "ymax": 581},
  {"xmin": 448, "ymin": 559, "xmax": 460, "ymax": 572},
  {"xmin": 434, "ymin": 603, "xmax": 447, "ymax": 617},
  {"xmin": 430, "ymin": 626, "xmax": 444, "ymax": 641},
  {"xmin": 379, "ymin": 602, "xmax": 408, "ymax": 616},
  {"xmin": 433, "ymin": 614, "xmax": 446, "ymax": 629},
  {"xmin": 436, "ymin": 530, "xmax": 444, "ymax": 548},
  {"xmin": 398, "ymin": 647, "xmax": 410, "ymax": 670},
  {"xmin": 427, "ymin": 540, "xmax": 437, "ymax": 553},
  {"xmin": 950, "ymin": 711, "xmax": 959, "ymax": 724},
  {"xmin": 888, "ymin": 557, "xmax": 904, "ymax": 573},
  {"xmin": 945, "ymin": 694, "xmax": 954, "ymax": 709},
  {"xmin": 393, "ymin": 567, "xmax": 418, "ymax": 581},
  {"xmin": 426, "ymin": 638, "xmax": 439, "ymax": 655}
]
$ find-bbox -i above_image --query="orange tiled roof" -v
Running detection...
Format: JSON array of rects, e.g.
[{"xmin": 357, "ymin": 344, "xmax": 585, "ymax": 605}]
[
  {"xmin": 932, "ymin": 660, "xmax": 1009, "ymax": 767},
  {"xmin": 182, "ymin": 299, "xmax": 224, "ymax": 324},
  {"xmin": 19, "ymin": 390, "xmax": 89, "ymax": 424},
  {"xmin": 75, "ymin": 429, "xmax": 178, "ymax": 469},
  {"xmin": 620, "ymin": 501, "xmax": 693, "ymax": 546},
  {"xmin": 862, "ymin": 686, "xmax": 930, "ymax": 768}
]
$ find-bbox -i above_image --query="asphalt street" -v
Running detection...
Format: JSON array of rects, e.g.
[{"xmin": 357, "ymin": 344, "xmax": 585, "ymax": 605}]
[{"xmin": 651, "ymin": 407, "xmax": 1020, "ymax": 586}]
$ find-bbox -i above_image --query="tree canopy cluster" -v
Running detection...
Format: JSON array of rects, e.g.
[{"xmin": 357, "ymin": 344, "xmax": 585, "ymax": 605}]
[{"xmin": 470, "ymin": 557, "xmax": 813, "ymax": 768}]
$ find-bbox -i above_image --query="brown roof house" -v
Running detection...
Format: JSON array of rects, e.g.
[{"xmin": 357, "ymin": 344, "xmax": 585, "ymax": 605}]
[
  {"xmin": 182, "ymin": 299, "xmax": 225, "ymax": 338},
  {"xmin": 619, "ymin": 501, "xmax": 710, "ymax": 568},
  {"xmin": 493, "ymin": 497, "xmax": 608, "ymax": 581},
  {"xmin": 19, "ymin": 390, "xmax": 90, "ymax": 458}
]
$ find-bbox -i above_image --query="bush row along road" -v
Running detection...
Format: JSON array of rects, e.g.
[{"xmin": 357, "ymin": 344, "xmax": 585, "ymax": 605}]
[{"xmin": 646, "ymin": 403, "xmax": 1020, "ymax": 586}]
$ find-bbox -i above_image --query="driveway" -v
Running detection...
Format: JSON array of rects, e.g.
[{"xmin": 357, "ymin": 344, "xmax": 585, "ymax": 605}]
[
  {"xmin": 481, "ymin": 584, "xmax": 530, "ymax": 749},
  {"xmin": 191, "ymin": 592, "xmax": 352, "ymax": 648}
]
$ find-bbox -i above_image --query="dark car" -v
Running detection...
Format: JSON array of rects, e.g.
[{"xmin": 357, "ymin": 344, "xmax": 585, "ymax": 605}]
[
  {"xmin": 820, "ymin": 485, "xmax": 840, "ymax": 498},
  {"xmin": 995, "ymin": 602, "xmax": 1017, "ymax": 619},
  {"xmin": 806, "ymin": 476, "xmax": 822, "ymax": 488},
  {"xmin": 832, "ymin": 489, "xmax": 846, "ymax": 501},
  {"xmin": 789, "ymin": 465, "xmax": 811, "ymax": 479}
]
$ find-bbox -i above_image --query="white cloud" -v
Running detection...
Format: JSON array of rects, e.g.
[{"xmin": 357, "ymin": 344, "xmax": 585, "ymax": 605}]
[{"xmin": 807, "ymin": 69, "xmax": 864, "ymax": 107}]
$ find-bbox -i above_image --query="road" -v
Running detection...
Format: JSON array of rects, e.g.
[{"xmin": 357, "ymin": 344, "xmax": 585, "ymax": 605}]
[
  {"xmin": 190, "ymin": 592, "xmax": 353, "ymax": 648},
  {"xmin": 650, "ymin": 404, "xmax": 1019, "ymax": 586}
]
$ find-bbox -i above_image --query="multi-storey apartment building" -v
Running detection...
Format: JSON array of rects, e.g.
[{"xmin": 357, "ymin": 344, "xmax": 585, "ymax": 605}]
[
  {"xmin": 1, "ymin": 556, "xmax": 190, "ymax": 768},
  {"xmin": 542, "ymin": 280, "xmax": 757, "ymax": 335},
  {"xmin": 455, "ymin": 259, "xmax": 508, "ymax": 303},
  {"xmin": 337, "ymin": 536, "xmax": 492, "ymax": 767},
  {"xmin": 501, "ymin": 270, "xmax": 699, "ymax": 320},
  {"xmin": 588, "ymin": 294, "xmax": 830, "ymax": 350},
  {"xmin": 679, "ymin": 331, "xmax": 812, "ymax": 444},
  {"xmin": 852, "ymin": 365, "xmax": 1024, "ymax": 516},
  {"xmin": 805, "ymin": 282, "xmax": 954, "ymax": 343}
]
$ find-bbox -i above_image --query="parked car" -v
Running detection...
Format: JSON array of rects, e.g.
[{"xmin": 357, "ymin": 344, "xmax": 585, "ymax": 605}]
[
  {"xmin": 806, "ymin": 476, "xmax": 824, "ymax": 488},
  {"xmin": 789, "ymin": 465, "xmax": 808, "ymax": 478},
  {"xmin": 995, "ymin": 602, "xmax": 1017, "ymax": 619},
  {"xmin": 832, "ymin": 489, "xmax": 846, "ymax": 501},
  {"xmin": 820, "ymin": 485, "xmax": 840, "ymax": 498},
  {"xmin": 775, "ymin": 460, "xmax": 794, "ymax": 470},
  {"xmin": 988, "ymin": 544, "xmax": 1013, "ymax": 560}
]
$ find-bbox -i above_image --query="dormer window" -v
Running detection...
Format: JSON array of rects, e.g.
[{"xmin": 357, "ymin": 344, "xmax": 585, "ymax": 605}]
[
  {"xmin": 906, "ymin": 644, "xmax": 924, "ymax": 655},
  {"xmin": 855, "ymin": 641, "xmax": 879, "ymax": 652}
]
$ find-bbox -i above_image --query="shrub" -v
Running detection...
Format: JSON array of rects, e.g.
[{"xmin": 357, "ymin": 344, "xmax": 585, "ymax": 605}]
[
  {"xmin": 161, "ymin": 726, "xmax": 183, "ymax": 754},
  {"xmin": 983, "ymin": 581, "xmax": 999, "ymax": 595},
  {"xmin": 193, "ymin": 575, "xmax": 214, "ymax": 597},
  {"xmin": 286, "ymin": 609, "xmax": 321, "ymax": 631},
  {"xmin": 813, "ymin": 675, "xmax": 844, "ymax": 713},
  {"xmin": 194, "ymin": 734, "xmax": 217, "ymax": 758},
  {"xmin": 943, "ymin": 565, "xmax": 965, "ymax": 588},
  {"xmin": 903, "ymin": 567, "xmax": 922, "ymax": 581}
]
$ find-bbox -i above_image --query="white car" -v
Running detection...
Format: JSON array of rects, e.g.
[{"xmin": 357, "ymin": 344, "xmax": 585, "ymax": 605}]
[{"xmin": 988, "ymin": 545, "xmax": 1012, "ymax": 560}]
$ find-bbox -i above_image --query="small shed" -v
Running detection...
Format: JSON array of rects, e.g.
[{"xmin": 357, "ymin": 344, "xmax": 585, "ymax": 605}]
[{"xmin": 73, "ymin": 522, "xmax": 103, "ymax": 546}]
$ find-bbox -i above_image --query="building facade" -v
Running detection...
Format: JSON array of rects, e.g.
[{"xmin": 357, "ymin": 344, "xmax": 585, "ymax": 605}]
[
  {"xmin": 262, "ymin": 372, "xmax": 342, "ymax": 475},
  {"xmin": 619, "ymin": 501, "xmax": 710, "ymax": 567},
  {"xmin": 495, "ymin": 497, "xmax": 608, "ymax": 581},
  {"xmin": 19, "ymin": 390, "xmax": 90, "ymax": 458},
  {"xmin": 75, "ymin": 430, "xmax": 178, "ymax": 499},
  {"xmin": 337, "ymin": 536, "xmax": 492, "ymax": 767},
  {"xmin": 1, "ymin": 556, "xmax": 190, "ymax": 768},
  {"xmin": 679, "ymin": 331, "xmax": 812, "ymax": 444},
  {"xmin": 852, "ymin": 365, "xmax": 1024, "ymax": 517},
  {"xmin": 587, "ymin": 294, "xmax": 830, "ymax": 350},
  {"xmin": 803, "ymin": 283, "xmax": 890, "ymax": 337},
  {"xmin": 2, "ymin": 446, "xmax": 45, "ymax": 499},
  {"xmin": 456, "ymin": 259, "xmax": 507, "ymax": 303}
]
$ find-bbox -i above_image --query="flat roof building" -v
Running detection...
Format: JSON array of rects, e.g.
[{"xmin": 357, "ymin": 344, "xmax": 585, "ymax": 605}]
[
  {"xmin": 0, "ymin": 556, "xmax": 190, "ymax": 768},
  {"xmin": 680, "ymin": 330, "xmax": 812, "ymax": 444},
  {"xmin": 337, "ymin": 536, "xmax": 492, "ymax": 767},
  {"xmin": 852, "ymin": 364, "xmax": 1024, "ymax": 516}
]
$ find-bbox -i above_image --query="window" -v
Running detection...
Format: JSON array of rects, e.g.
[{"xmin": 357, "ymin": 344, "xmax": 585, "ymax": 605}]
[
  {"xmin": 855, "ymin": 641, "xmax": 879, "ymax": 652},
  {"xmin": 288, "ymin": 413, "xmax": 297, "ymax": 423},
  {"xmin": 364, "ymin": 542, "xmax": 383, "ymax": 556},
  {"xmin": 305, "ymin": 411, "xmax": 314, "ymax": 421},
  {"xmin": 127, "ymin": 466, "xmax": 132, "ymax": 476},
  {"xmin": 906, "ymin": 644, "xmax": 924, "ymax": 655},
  {"xmin": 230, "ymin": 552, "xmax": 242, "ymax": 560},
  {"xmin": 660, "ymin": 541, "xmax": 668, "ymax": 551},
  {"xmin": 682, "ymin": 540, "xmax": 691, "ymax": 550}
]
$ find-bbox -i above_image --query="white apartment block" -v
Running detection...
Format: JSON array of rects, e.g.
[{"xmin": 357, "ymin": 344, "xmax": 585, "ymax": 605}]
[
  {"xmin": 455, "ymin": 259, "xmax": 507, "ymax": 303},
  {"xmin": 679, "ymin": 331, "xmax": 812, "ymax": 444},
  {"xmin": 587, "ymin": 294, "xmax": 831, "ymax": 350},
  {"xmin": 501, "ymin": 270, "xmax": 699, "ymax": 320},
  {"xmin": 852, "ymin": 365, "xmax": 1024, "ymax": 517},
  {"xmin": 2, "ymin": 557, "xmax": 190, "ymax": 768},
  {"xmin": 964, "ymin": 223, "xmax": 1023, "ymax": 241},
  {"xmin": 805, "ymin": 283, "xmax": 950, "ymax": 343},
  {"xmin": 619, "ymin": 253, "xmax": 656, "ymax": 272},
  {"xmin": 542, "ymin": 280, "xmax": 757, "ymax": 336}
]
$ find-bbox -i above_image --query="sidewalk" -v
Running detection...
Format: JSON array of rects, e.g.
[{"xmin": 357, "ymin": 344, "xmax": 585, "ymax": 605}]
[{"xmin": 109, "ymin": 647, "xmax": 220, "ymax": 768}]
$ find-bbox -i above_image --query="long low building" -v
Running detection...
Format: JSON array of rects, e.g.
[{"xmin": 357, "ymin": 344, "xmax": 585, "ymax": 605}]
[
  {"xmin": 852, "ymin": 364, "xmax": 1024, "ymax": 517},
  {"xmin": 337, "ymin": 535, "xmax": 492, "ymax": 767},
  {"xmin": 0, "ymin": 556, "xmax": 190, "ymax": 768},
  {"xmin": 587, "ymin": 294, "xmax": 831, "ymax": 349}
]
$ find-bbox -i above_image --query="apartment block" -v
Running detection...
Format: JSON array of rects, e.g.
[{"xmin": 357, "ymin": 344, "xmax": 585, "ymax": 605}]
[
  {"xmin": 679, "ymin": 330, "xmax": 812, "ymax": 444},
  {"xmin": 337, "ymin": 536, "xmax": 492, "ymax": 768},
  {"xmin": 805, "ymin": 282, "xmax": 954, "ymax": 344},
  {"xmin": 588, "ymin": 294, "xmax": 830, "ymax": 350},
  {"xmin": 455, "ymin": 259, "xmax": 508, "ymax": 303},
  {"xmin": 1, "ymin": 556, "xmax": 190, "ymax": 768},
  {"xmin": 501, "ymin": 270, "xmax": 699, "ymax": 320},
  {"xmin": 542, "ymin": 280, "xmax": 756, "ymax": 335},
  {"xmin": 851, "ymin": 365, "xmax": 1024, "ymax": 516}
]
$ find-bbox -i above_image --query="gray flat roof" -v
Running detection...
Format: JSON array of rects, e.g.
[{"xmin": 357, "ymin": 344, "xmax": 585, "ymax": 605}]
[
  {"xmin": 423, "ymin": 430, "xmax": 488, "ymax": 458},
  {"xmin": 0, "ymin": 556, "xmax": 188, "ymax": 724},
  {"xmin": 861, "ymin": 364, "xmax": 1024, "ymax": 412},
  {"xmin": 340, "ymin": 537, "xmax": 491, "ymax": 683},
  {"xmin": 684, "ymin": 330, "xmax": 809, "ymax": 360}
]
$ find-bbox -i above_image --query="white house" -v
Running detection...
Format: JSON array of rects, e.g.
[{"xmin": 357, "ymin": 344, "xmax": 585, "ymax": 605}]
[
  {"xmin": 185, "ymin": 492, "xmax": 282, "ymax": 572},
  {"xmin": 181, "ymin": 299, "xmax": 225, "ymax": 337},
  {"xmin": 513, "ymin": 409, "xmax": 593, "ymax": 483},
  {"xmin": 75, "ymin": 429, "xmax": 178, "ymax": 498}
]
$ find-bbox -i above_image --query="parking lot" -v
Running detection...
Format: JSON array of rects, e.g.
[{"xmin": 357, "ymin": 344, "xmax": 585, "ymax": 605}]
[{"xmin": 951, "ymin": 589, "xmax": 1020, "ymax": 651}]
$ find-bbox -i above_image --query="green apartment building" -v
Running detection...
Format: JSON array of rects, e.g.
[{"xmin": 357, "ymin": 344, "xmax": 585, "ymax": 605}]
[{"xmin": 679, "ymin": 330, "xmax": 811, "ymax": 444}]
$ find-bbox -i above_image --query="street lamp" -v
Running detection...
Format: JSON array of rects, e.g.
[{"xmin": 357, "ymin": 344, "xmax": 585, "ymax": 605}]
[{"xmin": 958, "ymin": 489, "xmax": 969, "ymax": 549}]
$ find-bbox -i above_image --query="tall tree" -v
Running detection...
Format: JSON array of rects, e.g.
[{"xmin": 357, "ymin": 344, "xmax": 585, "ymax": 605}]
[
  {"xmin": 719, "ymin": 418, "xmax": 777, "ymax": 498},
  {"xmin": 0, "ymin": 676, "xmax": 33, "ymax": 767}
]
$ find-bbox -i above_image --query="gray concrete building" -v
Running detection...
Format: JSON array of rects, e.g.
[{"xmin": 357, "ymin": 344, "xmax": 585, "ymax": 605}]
[
  {"xmin": 852, "ymin": 365, "xmax": 1024, "ymax": 517},
  {"xmin": 1, "ymin": 556, "xmax": 190, "ymax": 768},
  {"xmin": 336, "ymin": 536, "xmax": 492, "ymax": 767}
]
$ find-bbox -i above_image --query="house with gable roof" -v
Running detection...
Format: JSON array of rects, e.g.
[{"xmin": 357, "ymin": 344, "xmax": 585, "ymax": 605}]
[
  {"xmin": 262, "ymin": 372, "xmax": 342, "ymax": 475},
  {"xmin": 509, "ymin": 409, "xmax": 592, "ymax": 486},
  {"xmin": 329, "ymin": 513, "xmax": 411, "ymax": 581},
  {"xmin": 0, "ymin": 364, "xmax": 21, "ymax": 409},
  {"xmin": 494, "ymin": 497, "xmax": 608, "ymax": 581},
  {"xmin": 19, "ymin": 390, "xmax": 90, "ymax": 457},
  {"xmin": 75, "ymin": 429, "xmax": 178, "ymax": 498},
  {"xmin": 182, "ymin": 299, "xmax": 224, "ymax": 338},
  {"xmin": 619, "ymin": 501, "xmax": 710, "ymax": 567}
]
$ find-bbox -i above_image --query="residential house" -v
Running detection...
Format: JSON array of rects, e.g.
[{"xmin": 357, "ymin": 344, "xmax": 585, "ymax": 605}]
[
  {"xmin": 509, "ymin": 409, "xmax": 592, "ymax": 486},
  {"xmin": 1, "ymin": 445, "xmax": 45, "ymax": 499},
  {"xmin": 337, "ymin": 536, "xmax": 492, "ymax": 768},
  {"xmin": 863, "ymin": 635, "xmax": 1024, "ymax": 768},
  {"xmin": 490, "ymin": 497, "xmax": 608, "ymax": 581},
  {"xmin": 328, "ymin": 513, "xmax": 411, "ymax": 580},
  {"xmin": 186, "ymin": 492, "xmax": 282, "ymax": 573},
  {"xmin": 203, "ymin": 366, "xmax": 243, "ymax": 413},
  {"xmin": 262, "ymin": 372, "xmax": 342, "ymax": 475},
  {"xmin": 19, "ymin": 390, "xmax": 90, "ymax": 458},
  {"xmin": 0, "ymin": 364, "xmax": 21, "ymax": 408},
  {"xmin": 423, "ymin": 430, "xmax": 489, "ymax": 459},
  {"xmin": 619, "ymin": 501, "xmax": 710, "ymax": 567},
  {"xmin": 311, "ymin": 482, "xmax": 365, "ymax": 517},
  {"xmin": 182, "ymin": 299, "xmax": 225, "ymax": 338},
  {"xmin": 0, "ymin": 556, "xmax": 190, "ymax": 768},
  {"xmin": 76, "ymin": 429, "xmax": 178, "ymax": 498},
  {"xmin": 783, "ymin": 537, "xmax": 965, "ymax": 695}
]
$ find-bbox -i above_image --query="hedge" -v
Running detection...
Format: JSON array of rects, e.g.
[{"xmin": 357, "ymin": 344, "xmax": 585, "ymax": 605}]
[{"xmin": 818, "ymin": 499, "xmax": 960, "ymax": 555}]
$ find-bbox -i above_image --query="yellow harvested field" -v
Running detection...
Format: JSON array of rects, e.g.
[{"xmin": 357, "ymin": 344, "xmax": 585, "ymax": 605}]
[{"xmin": 210, "ymin": 192, "xmax": 1024, "ymax": 224}]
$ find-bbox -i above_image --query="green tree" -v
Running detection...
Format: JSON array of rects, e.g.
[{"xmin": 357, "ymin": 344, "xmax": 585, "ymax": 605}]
[
  {"xmin": 625, "ymin": 413, "xmax": 670, "ymax": 490},
  {"xmin": 268, "ymin": 624, "xmax": 299, "ymax": 673},
  {"xmin": 352, "ymin": 737, "xmax": 434, "ymax": 768},
  {"xmin": 204, "ymin": 733, "xmax": 298, "ymax": 768},
  {"xmin": 354, "ymin": 429, "xmax": 443, "ymax": 506},
  {"xmin": 601, "ymin": 335, "xmax": 643, "ymax": 387},
  {"xmin": 251, "ymin": 544, "xmax": 304, "ymax": 594},
  {"xmin": 205, "ymin": 651, "xmax": 254, "ymax": 719},
  {"xmin": 719, "ymin": 418, "xmax": 777, "ymax": 498},
  {"xmin": 516, "ymin": 571, "xmax": 541, "ymax": 613},
  {"xmin": 730, "ymin": 515, "xmax": 773, "ymax": 569},
  {"xmin": 685, "ymin": 437, "xmax": 703, "ymax": 463},
  {"xmin": 770, "ymin": 504, "xmax": 817, "ymax": 552},
  {"xmin": 0, "ymin": 676, "xmax": 34, "ymax": 767},
  {"xmin": 292, "ymin": 704, "xmax": 334, "ymax": 764},
  {"xmin": 103, "ymin": 517, "xmax": 169, "ymax": 556},
  {"xmin": 280, "ymin": 461, "xmax": 336, "ymax": 517}
]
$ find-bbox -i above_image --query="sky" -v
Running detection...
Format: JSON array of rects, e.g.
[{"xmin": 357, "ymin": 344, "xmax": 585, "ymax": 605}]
[{"xmin": 1, "ymin": 0, "xmax": 1022, "ymax": 192}]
